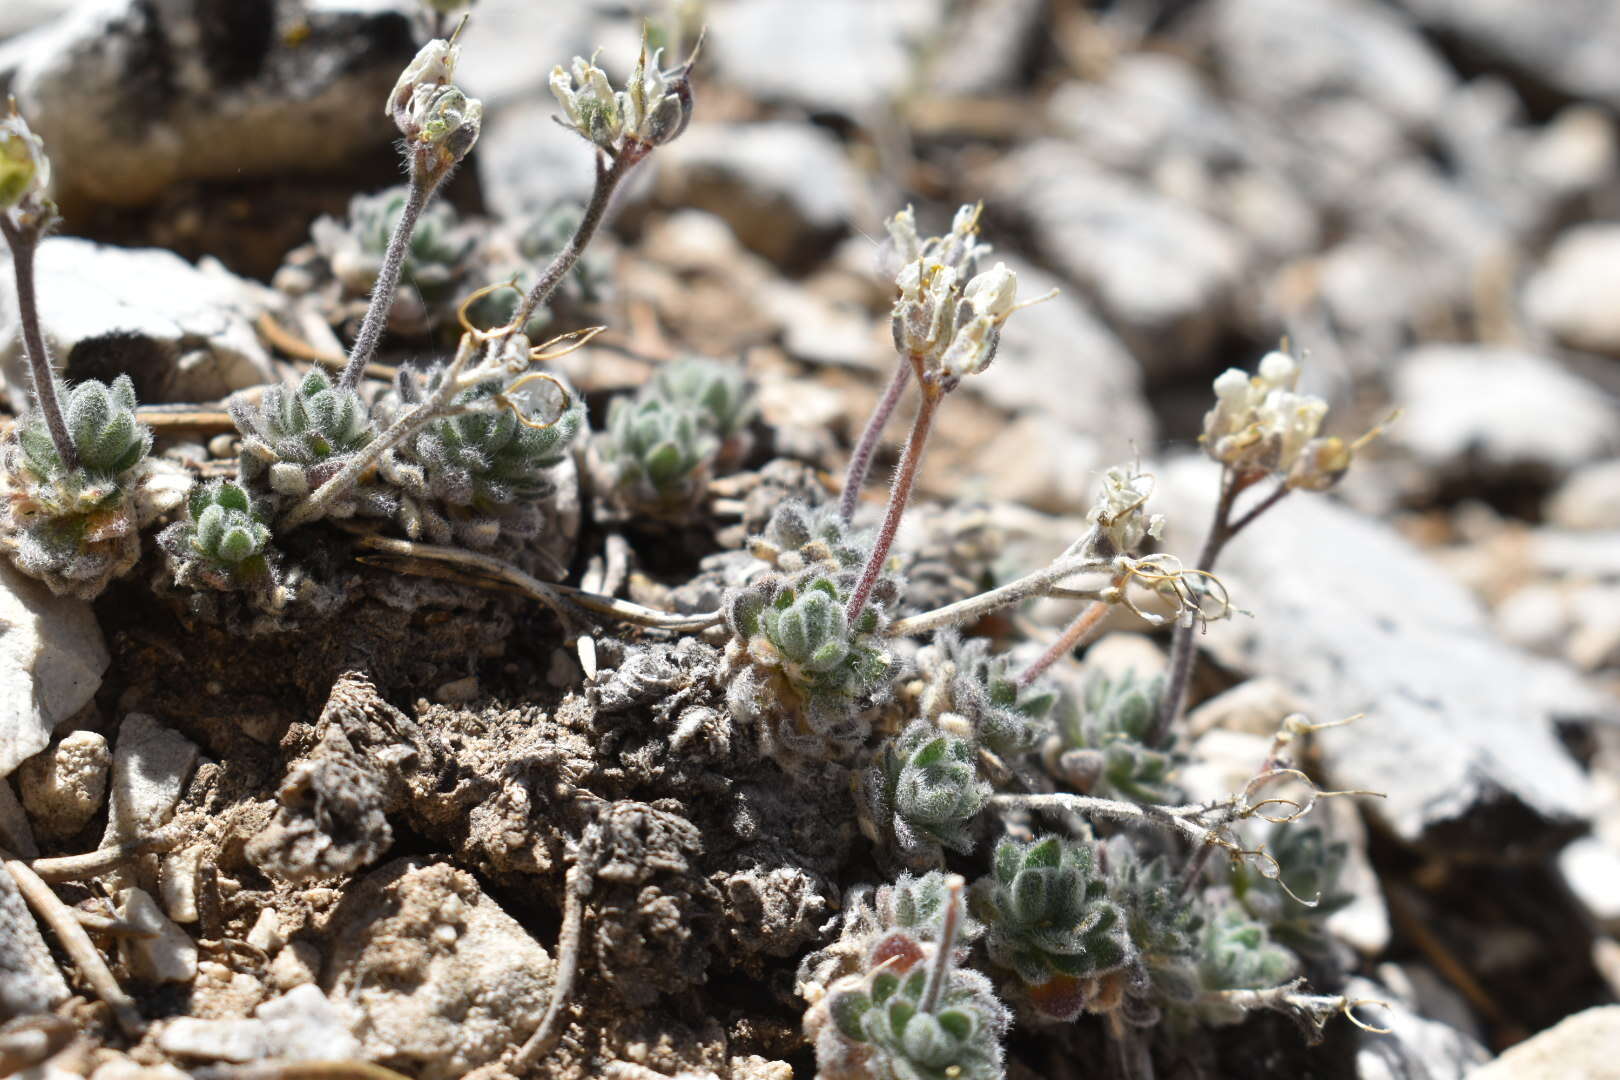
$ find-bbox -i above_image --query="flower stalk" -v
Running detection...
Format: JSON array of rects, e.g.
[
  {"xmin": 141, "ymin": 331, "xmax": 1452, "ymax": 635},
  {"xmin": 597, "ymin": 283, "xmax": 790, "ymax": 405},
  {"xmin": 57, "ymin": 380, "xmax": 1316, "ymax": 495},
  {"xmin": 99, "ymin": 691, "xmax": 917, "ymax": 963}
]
[
  {"xmin": 0, "ymin": 216, "xmax": 73, "ymax": 470},
  {"xmin": 339, "ymin": 28, "xmax": 483, "ymax": 390},
  {"xmin": 839, "ymin": 358, "xmax": 911, "ymax": 523},
  {"xmin": 846, "ymin": 369, "xmax": 940, "ymax": 624}
]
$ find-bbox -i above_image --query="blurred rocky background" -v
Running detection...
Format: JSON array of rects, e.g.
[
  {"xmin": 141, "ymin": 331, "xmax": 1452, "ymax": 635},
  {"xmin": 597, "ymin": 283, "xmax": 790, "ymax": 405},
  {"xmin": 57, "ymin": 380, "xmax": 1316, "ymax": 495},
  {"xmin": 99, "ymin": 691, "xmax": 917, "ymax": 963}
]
[{"xmin": 2, "ymin": 0, "xmax": 1618, "ymax": 1077}]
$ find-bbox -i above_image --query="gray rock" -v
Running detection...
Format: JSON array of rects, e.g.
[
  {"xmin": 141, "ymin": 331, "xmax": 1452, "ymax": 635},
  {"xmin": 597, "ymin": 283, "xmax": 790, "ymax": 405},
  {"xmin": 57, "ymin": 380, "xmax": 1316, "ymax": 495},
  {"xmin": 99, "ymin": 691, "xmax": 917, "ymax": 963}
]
[
  {"xmin": 924, "ymin": 0, "xmax": 1044, "ymax": 98},
  {"xmin": 993, "ymin": 142, "xmax": 1248, "ymax": 372},
  {"xmin": 1048, "ymin": 55, "xmax": 1240, "ymax": 175},
  {"xmin": 0, "ymin": 0, "xmax": 416, "ymax": 208},
  {"xmin": 1392, "ymin": 0, "xmax": 1620, "ymax": 111},
  {"xmin": 0, "ymin": 560, "xmax": 109, "ymax": 780},
  {"xmin": 0, "ymin": 857, "xmax": 70, "ymax": 1014},
  {"xmin": 1204, "ymin": 0, "xmax": 1453, "ymax": 131},
  {"xmin": 324, "ymin": 858, "xmax": 553, "ymax": 1080},
  {"xmin": 1349, "ymin": 976, "xmax": 1489, "ymax": 1080},
  {"xmin": 0, "ymin": 238, "xmax": 277, "ymax": 410},
  {"xmin": 455, "ymin": 0, "xmax": 601, "ymax": 105},
  {"xmin": 1526, "ymin": 224, "xmax": 1620, "ymax": 356},
  {"xmin": 0, "ymin": 776, "xmax": 35, "ymax": 857},
  {"xmin": 1468, "ymin": 1005, "xmax": 1620, "ymax": 1079},
  {"xmin": 969, "ymin": 257, "xmax": 1153, "ymax": 452},
  {"xmin": 1432, "ymin": 82, "xmax": 1617, "ymax": 238},
  {"xmin": 117, "ymin": 886, "xmax": 197, "ymax": 984},
  {"xmin": 972, "ymin": 413, "xmax": 1121, "ymax": 514},
  {"xmin": 654, "ymin": 123, "xmax": 861, "ymax": 269},
  {"xmin": 707, "ymin": 0, "xmax": 940, "ymax": 116},
  {"xmin": 1391, "ymin": 345, "xmax": 1618, "ymax": 476},
  {"xmin": 474, "ymin": 98, "xmax": 605, "ymax": 220},
  {"xmin": 0, "ymin": 0, "xmax": 77, "ymax": 41},
  {"xmin": 17, "ymin": 729, "xmax": 109, "ymax": 842},
  {"xmin": 1162, "ymin": 457, "xmax": 1612, "ymax": 854},
  {"xmin": 101, "ymin": 713, "xmax": 198, "ymax": 848},
  {"xmin": 1345, "ymin": 160, "xmax": 1515, "ymax": 328},
  {"xmin": 157, "ymin": 984, "xmax": 361, "ymax": 1063},
  {"xmin": 1050, "ymin": 57, "xmax": 1322, "ymax": 263},
  {"xmin": 1547, "ymin": 459, "xmax": 1620, "ymax": 531}
]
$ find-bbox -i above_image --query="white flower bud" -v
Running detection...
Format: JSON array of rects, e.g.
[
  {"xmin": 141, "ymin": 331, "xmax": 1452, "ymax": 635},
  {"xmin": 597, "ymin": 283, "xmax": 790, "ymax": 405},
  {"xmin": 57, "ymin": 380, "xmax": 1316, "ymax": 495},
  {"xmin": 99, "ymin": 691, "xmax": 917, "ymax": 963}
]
[
  {"xmin": 1257, "ymin": 350, "xmax": 1298, "ymax": 389},
  {"xmin": 388, "ymin": 38, "xmax": 459, "ymax": 132},
  {"xmin": 939, "ymin": 314, "xmax": 996, "ymax": 380},
  {"xmin": 885, "ymin": 205, "xmax": 921, "ymax": 267},
  {"xmin": 0, "ymin": 110, "xmax": 50, "ymax": 211},
  {"xmin": 549, "ymin": 66, "xmax": 579, "ymax": 125},
  {"xmin": 964, "ymin": 262, "xmax": 1017, "ymax": 320},
  {"xmin": 1087, "ymin": 465, "xmax": 1164, "ymax": 554}
]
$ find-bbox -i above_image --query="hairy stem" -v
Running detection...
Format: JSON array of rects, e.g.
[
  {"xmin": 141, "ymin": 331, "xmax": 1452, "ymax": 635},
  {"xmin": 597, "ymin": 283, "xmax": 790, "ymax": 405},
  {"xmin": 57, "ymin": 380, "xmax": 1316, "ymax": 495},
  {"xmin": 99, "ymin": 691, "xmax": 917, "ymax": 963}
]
[
  {"xmin": 500, "ymin": 150, "xmax": 637, "ymax": 352},
  {"xmin": 1018, "ymin": 596, "xmax": 1113, "ymax": 687},
  {"xmin": 839, "ymin": 358, "xmax": 912, "ymax": 522},
  {"xmin": 988, "ymin": 793, "xmax": 1211, "ymax": 845},
  {"xmin": 285, "ymin": 336, "xmax": 479, "ymax": 531},
  {"xmin": 0, "ymin": 215, "xmax": 76, "ymax": 469},
  {"xmin": 885, "ymin": 539, "xmax": 1108, "ymax": 638},
  {"xmin": 919, "ymin": 874, "xmax": 965, "ymax": 1014},
  {"xmin": 847, "ymin": 378, "xmax": 941, "ymax": 624},
  {"xmin": 339, "ymin": 168, "xmax": 443, "ymax": 390}
]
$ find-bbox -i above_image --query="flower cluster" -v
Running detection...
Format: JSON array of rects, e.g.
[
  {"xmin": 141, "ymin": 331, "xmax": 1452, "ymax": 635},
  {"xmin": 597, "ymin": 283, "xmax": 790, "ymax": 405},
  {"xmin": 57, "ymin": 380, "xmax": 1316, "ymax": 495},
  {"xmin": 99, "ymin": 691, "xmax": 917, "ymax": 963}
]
[
  {"xmin": 1087, "ymin": 464, "xmax": 1166, "ymax": 558},
  {"xmin": 550, "ymin": 38, "xmax": 696, "ymax": 157},
  {"xmin": 1203, "ymin": 351, "xmax": 1351, "ymax": 491},
  {"xmin": 0, "ymin": 107, "xmax": 50, "ymax": 214},
  {"xmin": 387, "ymin": 35, "xmax": 483, "ymax": 178},
  {"xmin": 887, "ymin": 205, "xmax": 1032, "ymax": 387}
]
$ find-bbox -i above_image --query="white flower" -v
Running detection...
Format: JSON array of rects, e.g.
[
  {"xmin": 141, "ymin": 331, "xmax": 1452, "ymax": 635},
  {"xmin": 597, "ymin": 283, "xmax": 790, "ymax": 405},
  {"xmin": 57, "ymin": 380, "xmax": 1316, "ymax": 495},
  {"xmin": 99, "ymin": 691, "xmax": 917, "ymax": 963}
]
[
  {"xmin": 884, "ymin": 205, "xmax": 921, "ymax": 268},
  {"xmin": 1201, "ymin": 351, "xmax": 1347, "ymax": 488},
  {"xmin": 1256, "ymin": 350, "xmax": 1298, "ymax": 389},
  {"xmin": 1087, "ymin": 465, "xmax": 1165, "ymax": 555},
  {"xmin": 964, "ymin": 262, "xmax": 1017, "ymax": 320},
  {"xmin": 0, "ymin": 109, "xmax": 49, "ymax": 211},
  {"xmin": 551, "ymin": 41, "xmax": 695, "ymax": 153},
  {"xmin": 939, "ymin": 315, "xmax": 996, "ymax": 380},
  {"xmin": 883, "ymin": 207, "xmax": 1038, "ymax": 386},
  {"xmin": 388, "ymin": 39, "xmax": 459, "ymax": 129}
]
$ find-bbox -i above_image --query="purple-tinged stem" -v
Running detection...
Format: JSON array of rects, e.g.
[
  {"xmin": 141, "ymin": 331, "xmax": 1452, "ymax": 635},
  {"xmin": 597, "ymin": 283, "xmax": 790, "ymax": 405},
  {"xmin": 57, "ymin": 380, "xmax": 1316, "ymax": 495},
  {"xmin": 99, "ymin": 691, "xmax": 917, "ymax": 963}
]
[
  {"xmin": 0, "ymin": 215, "xmax": 75, "ymax": 469},
  {"xmin": 846, "ymin": 377, "xmax": 940, "ymax": 624},
  {"xmin": 839, "ymin": 358, "xmax": 912, "ymax": 522},
  {"xmin": 1018, "ymin": 596, "xmax": 1113, "ymax": 688},
  {"xmin": 339, "ymin": 167, "xmax": 442, "ymax": 390}
]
